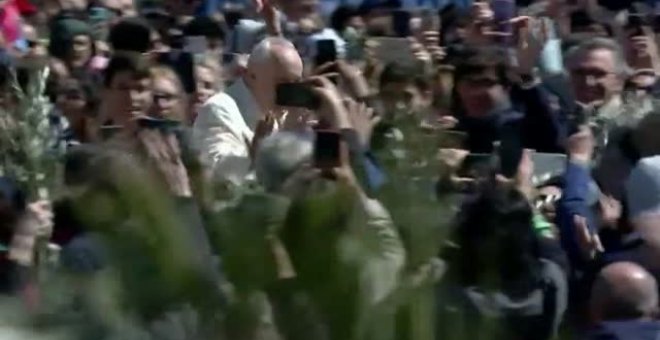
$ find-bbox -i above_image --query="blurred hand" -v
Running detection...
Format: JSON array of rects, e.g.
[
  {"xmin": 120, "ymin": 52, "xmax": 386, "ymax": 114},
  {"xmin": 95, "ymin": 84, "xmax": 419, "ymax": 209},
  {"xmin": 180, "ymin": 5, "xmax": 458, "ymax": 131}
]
[
  {"xmin": 248, "ymin": 114, "xmax": 276, "ymax": 160},
  {"xmin": 437, "ymin": 148, "xmax": 469, "ymax": 171},
  {"xmin": 315, "ymin": 61, "xmax": 370, "ymax": 100},
  {"xmin": 26, "ymin": 200, "xmax": 53, "ymax": 237},
  {"xmin": 437, "ymin": 115, "xmax": 459, "ymax": 130},
  {"xmin": 253, "ymin": 0, "xmax": 281, "ymax": 36},
  {"xmin": 599, "ymin": 195, "xmax": 622, "ymax": 229},
  {"xmin": 307, "ymin": 76, "xmax": 351, "ymax": 129},
  {"xmin": 515, "ymin": 149, "xmax": 535, "ymax": 199},
  {"xmin": 345, "ymin": 98, "xmax": 379, "ymax": 147},
  {"xmin": 567, "ymin": 125, "xmax": 595, "ymax": 164},
  {"xmin": 470, "ymin": 1, "xmax": 494, "ymax": 24},
  {"xmin": 574, "ymin": 215, "xmax": 603, "ymax": 260},
  {"xmin": 516, "ymin": 17, "xmax": 549, "ymax": 75}
]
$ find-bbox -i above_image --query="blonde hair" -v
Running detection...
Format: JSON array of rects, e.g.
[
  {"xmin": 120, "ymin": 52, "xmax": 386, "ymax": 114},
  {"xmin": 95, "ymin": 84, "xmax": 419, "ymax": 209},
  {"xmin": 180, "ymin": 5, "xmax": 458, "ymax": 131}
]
[
  {"xmin": 195, "ymin": 53, "xmax": 223, "ymax": 92},
  {"xmin": 151, "ymin": 65, "xmax": 187, "ymax": 122}
]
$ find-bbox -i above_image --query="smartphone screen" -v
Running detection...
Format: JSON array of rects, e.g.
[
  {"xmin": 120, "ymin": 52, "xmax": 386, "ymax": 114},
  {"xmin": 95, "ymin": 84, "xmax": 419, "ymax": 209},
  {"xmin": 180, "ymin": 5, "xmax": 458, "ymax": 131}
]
[
  {"xmin": 315, "ymin": 39, "xmax": 337, "ymax": 67},
  {"xmin": 392, "ymin": 10, "xmax": 412, "ymax": 37},
  {"xmin": 275, "ymin": 83, "xmax": 321, "ymax": 110},
  {"xmin": 314, "ymin": 130, "xmax": 341, "ymax": 169}
]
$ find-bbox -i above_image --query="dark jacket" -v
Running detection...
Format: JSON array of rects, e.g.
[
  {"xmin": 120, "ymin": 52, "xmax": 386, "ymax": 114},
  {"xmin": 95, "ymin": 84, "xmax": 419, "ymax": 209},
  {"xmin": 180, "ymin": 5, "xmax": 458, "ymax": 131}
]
[
  {"xmin": 436, "ymin": 259, "xmax": 568, "ymax": 340},
  {"xmin": 586, "ymin": 320, "xmax": 660, "ymax": 340}
]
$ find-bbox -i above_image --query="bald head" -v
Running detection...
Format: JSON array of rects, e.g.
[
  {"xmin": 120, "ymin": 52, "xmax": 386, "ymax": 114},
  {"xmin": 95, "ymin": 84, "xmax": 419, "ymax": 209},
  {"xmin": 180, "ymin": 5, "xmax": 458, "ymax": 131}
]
[
  {"xmin": 247, "ymin": 37, "xmax": 303, "ymax": 76},
  {"xmin": 590, "ymin": 262, "xmax": 658, "ymax": 322},
  {"xmin": 244, "ymin": 37, "xmax": 303, "ymax": 126}
]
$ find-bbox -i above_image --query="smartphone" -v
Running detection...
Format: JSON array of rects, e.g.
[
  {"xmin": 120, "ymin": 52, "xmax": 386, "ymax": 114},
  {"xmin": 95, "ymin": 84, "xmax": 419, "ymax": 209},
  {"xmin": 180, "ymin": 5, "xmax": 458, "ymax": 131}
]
[
  {"xmin": 314, "ymin": 130, "xmax": 341, "ymax": 169},
  {"xmin": 497, "ymin": 135, "xmax": 524, "ymax": 178},
  {"xmin": 222, "ymin": 53, "xmax": 236, "ymax": 64},
  {"xmin": 392, "ymin": 10, "xmax": 412, "ymax": 37},
  {"xmin": 457, "ymin": 153, "xmax": 493, "ymax": 179},
  {"xmin": 275, "ymin": 83, "xmax": 321, "ymax": 110},
  {"xmin": 314, "ymin": 39, "xmax": 337, "ymax": 67},
  {"xmin": 626, "ymin": 14, "xmax": 646, "ymax": 36},
  {"xmin": 137, "ymin": 117, "xmax": 181, "ymax": 131},
  {"xmin": 492, "ymin": 0, "xmax": 516, "ymax": 43}
]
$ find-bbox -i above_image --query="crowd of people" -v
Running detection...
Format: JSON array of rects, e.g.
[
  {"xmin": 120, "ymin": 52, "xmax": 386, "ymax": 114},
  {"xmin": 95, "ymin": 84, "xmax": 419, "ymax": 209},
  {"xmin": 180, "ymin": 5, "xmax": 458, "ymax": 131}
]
[{"xmin": 3, "ymin": 0, "xmax": 660, "ymax": 339}]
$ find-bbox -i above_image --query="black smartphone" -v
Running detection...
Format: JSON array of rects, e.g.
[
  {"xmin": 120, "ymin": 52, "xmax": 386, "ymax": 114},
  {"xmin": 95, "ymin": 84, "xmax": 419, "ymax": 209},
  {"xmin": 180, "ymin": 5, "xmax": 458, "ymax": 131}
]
[
  {"xmin": 156, "ymin": 51, "xmax": 196, "ymax": 93},
  {"xmin": 497, "ymin": 135, "xmax": 524, "ymax": 178},
  {"xmin": 626, "ymin": 14, "xmax": 647, "ymax": 36},
  {"xmin": 137, "ymin": 116, "xmax": 181, "ymax": 131},
  {"xmin": 275, "ymin": 83, "xmax": 321, "ymax": 110},
  {"xmin": 570, "ymin": 11, "xmax": 595, "ymax": 31},
  {"xmin": 392, "ymin": 10, "xmax": 411, "ymax": 37},
  {"xmin": 314, "ymin": 130, "xmax": 341, "ymax": 169},
  {"xmin": 315, "ymin": 39, "xmax": 337, "ymax": 67}
]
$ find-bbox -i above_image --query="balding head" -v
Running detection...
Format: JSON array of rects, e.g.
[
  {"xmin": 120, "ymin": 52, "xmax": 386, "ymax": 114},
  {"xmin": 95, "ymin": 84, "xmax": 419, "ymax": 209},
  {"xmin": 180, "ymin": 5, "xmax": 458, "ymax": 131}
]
[
  {"xmin": 244, "ymin": 37, "xmax": 303, "ymax": 127},
  {"xmin": 590, "ymin": 262, "xmax": 658, "ymax": 322}
]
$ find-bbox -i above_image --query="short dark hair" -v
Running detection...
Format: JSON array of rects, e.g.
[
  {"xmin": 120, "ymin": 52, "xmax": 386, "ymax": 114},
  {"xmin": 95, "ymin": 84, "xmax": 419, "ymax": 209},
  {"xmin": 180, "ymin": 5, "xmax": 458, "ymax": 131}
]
[
  {"xmin": 103, "ymin": 52, "xmax": 152, "ymax": 88},
  {"xmin": 183, "ymin": 16, "xmax": 225, "ymax": 42},
  {"xmin": 379, "ymin": 62, "xmax": 431, "ymax": 92},
  {"xmin": 109, "ymin": 17, "xmax": 154, "ymax": 53},
  {"xmin": 330, "ymin": 5, "xmax": 361, "ymax": 33},
  {"xmin": 452, "ymin": 46, "xmax": 516, "ymax": 87}
]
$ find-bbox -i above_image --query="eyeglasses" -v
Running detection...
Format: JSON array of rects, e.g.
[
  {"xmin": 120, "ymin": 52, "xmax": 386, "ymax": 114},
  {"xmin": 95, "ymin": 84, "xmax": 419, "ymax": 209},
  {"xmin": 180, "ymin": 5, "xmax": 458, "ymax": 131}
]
[
  {"xmin": 570, "ymin": 68, "xmax": 617, "ymax": 80},
  {"xmin": 153, "ymin": 93, "xmax": 178, "ymax": 102}
]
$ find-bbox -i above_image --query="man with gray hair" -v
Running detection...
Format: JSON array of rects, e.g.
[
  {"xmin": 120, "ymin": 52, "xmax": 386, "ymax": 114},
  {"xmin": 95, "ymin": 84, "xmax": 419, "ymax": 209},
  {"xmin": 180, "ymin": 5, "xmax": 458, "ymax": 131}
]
[{"xmin": 192, "ymin": 36, "xmax": 303, "ymax": 185}]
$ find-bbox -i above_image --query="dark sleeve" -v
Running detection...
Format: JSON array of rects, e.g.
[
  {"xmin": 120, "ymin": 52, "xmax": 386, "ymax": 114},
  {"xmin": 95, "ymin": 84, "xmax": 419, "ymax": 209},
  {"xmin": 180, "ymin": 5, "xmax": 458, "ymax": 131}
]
[
  {"xmin": 514, "ymin": 84, "xmax": 566, "ymax": 153},
  {"xmin": 340, "ymin": 128, "xmax": 387, "ymax": 193}
]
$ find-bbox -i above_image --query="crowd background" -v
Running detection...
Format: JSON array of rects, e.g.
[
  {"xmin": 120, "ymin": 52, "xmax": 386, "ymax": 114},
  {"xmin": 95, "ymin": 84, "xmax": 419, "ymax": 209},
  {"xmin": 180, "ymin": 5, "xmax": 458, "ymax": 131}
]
[{"xmin": 4, "ymin": 0, "xmax": 660, "ymax": 339}]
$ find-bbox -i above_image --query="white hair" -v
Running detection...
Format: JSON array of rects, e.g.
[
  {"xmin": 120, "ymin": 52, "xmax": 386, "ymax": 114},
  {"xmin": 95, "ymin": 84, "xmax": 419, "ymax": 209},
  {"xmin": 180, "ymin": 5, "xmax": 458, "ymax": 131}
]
[
  {"xmin": 565, "ymin": 37, "xmax": 631, "ymax": 77},
  {"xmin": 247, "ymin": 36, "xmax": 297, "ymax": 67},
  {"xmin": 255, "ymin": 131, "xmax": 313, "ymax": 192}
]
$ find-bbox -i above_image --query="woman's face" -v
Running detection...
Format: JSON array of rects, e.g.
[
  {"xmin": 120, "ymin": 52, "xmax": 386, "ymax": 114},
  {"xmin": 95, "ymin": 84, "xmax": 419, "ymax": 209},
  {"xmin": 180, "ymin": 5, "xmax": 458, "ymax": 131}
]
[
  {"xmin": 69, "ymin": 34, "xmax": 93, "ymax": 67},
  {"xmin": 152, "ymin": 76, "xmax": 183, "ymax": 120},
  {"xmin": 56, "ymin": 85, "xmax": 87, "ymax": 117},
  {"xmin": 193, "ymin": 66, "xmax": 219, "ymax": 112}
]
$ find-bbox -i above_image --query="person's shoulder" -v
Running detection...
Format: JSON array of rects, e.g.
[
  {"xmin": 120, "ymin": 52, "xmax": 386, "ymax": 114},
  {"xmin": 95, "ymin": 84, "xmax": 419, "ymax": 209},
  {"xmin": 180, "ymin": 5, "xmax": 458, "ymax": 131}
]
[
  {"xmin": 588, "ymin": 320, "xmax": 660, "ymax": 340},
  {"xmin": 200, "ymin": 91, "xmax": 241, "ymax": 115}
]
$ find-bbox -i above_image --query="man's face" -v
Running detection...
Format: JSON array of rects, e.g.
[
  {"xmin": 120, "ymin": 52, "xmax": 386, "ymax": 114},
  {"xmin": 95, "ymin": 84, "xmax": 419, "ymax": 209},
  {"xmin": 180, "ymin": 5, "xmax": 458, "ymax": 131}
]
[
  {"xmin": 456, "ymin": 69, "xmax": 509, "ymax": 117},
  {"xmin": 105, "ymin": 71, "xmax": 152, "ymax": 125},
  {"xmin": 379, "ymin": 81, "xmax": 427, "ymax": 119},
  {"xmin": 569, "ymin": 48, "xmax": 623, "ymax": 105},
  {"xmin": 69, "ymin": 34, "xmax": 93, "ymax": 67},
  {"xmin": 277, "ymin": 0, "xmax": 318, "ymax": 21},
  {"xmin": 250, "ymin": 47, "xmax": 303, "ymax": 113}
]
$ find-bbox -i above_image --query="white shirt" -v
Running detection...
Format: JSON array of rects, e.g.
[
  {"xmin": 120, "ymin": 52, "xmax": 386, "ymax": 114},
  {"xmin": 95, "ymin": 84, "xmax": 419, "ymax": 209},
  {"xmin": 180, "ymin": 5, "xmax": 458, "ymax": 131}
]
[
  {"xmin": 192, "ymin": 91, "xmax": 255, "ymax": 185},
  {"xmin": 225, "ymin": 78, "xmax": 262, "ymax": 131}
]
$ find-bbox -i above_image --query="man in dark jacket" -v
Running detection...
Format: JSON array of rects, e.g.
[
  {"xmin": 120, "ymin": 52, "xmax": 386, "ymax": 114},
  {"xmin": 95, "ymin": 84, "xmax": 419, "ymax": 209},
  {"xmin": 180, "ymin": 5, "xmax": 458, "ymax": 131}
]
[
  {"xmin": 451, "ymin": 46, "xmax": 564, "ymax": 154},
  {"xmin": 587, "ymin": 262, "xmax": 660, "ymax": 340}
]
